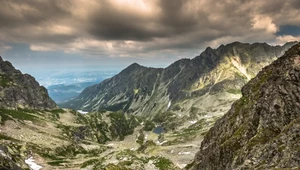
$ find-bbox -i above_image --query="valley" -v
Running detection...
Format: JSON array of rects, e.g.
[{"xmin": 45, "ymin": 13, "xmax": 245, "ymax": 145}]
[
  {"xmin": 1, "ymin": 1, "xmax": 300, "ymax": 169},
  {"xmin": 0, "ymin": 108, "xmax": 202, "ymax": 169},
  {"xmin": 1, "ymin": 42, "xmax": 300, "ymax": 170}
]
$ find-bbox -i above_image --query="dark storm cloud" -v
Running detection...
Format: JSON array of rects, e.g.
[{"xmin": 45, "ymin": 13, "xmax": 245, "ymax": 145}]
[
  {"xmin": 87, "ymin": 1, "xmax": 161, "ymax": 41},
  {"xmin": 0, "ymin": 0, "xmax": 299, "ymax": 59},
  {"xmin": 86, "ymin": 0, "xmax": 201, "ymax": 41},
  {"xmin": 0, "ymin": 0, "xmax": 70, "ymax": 28}
]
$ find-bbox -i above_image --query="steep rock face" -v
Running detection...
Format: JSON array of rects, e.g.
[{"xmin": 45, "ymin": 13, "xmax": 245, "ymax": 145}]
[
  {"xmin": 67, "ymin": 63, "xmax": 163, "ymax": 111},
  {"xmin": 190, "ymin": 43, "xmax": 300, "ymax": 169},
  {"xmin": 0, "ymin": 56, "xmax": 57, "ymax": 110},
  {"xmin": 62, "ymin": 42, "xmax": 296, "ymax": 118}
]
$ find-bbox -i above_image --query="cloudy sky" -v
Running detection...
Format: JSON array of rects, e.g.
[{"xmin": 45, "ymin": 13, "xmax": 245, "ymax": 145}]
[{"xmin": 0, "ymin": 0, "xmax": 300, "ymax": 74}]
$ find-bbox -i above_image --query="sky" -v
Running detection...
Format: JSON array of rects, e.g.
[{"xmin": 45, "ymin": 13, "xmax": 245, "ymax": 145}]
[{"xmin": 0, "ymin": 0, "xmax": 300, "ymax": 75}]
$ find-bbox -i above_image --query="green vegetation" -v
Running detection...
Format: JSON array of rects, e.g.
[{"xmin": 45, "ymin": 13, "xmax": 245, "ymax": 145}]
[
  {"xmin": 81, "ymin": 159, "xmax": 100, "ymax": 168},
  {"xmin": 152, "ymin": 111, "xmax": 180, "ymax": 131},
  {"xmin": 48, "ymin": 108, "xmax": 66, "ymax": 119},
  {"xmin": 189, "ymin": 107, "xmax": 200, "ymax": 120},
  {"xmin": 247, "ymin": 128, "xmax": 278, "ymax": 149},
  {"xmin": 137, "ymin": 140, "xmax": 156, "ymax": 153},
  {"xmin": 50, "ymin": 108, "xmax": 66, "ymax": 114},
  {"xmin": 108, "ymin": 112, "xmax": 138, "ymax": 140},
  {"xmin": 172, "ymin": 119, "xmax": 209, "ymax": 137},
  {"xmin": 136, "ymin": 130, "xmax": 145, "ymax": 145},
  {"xmin": 105, "ymin": 163, "xmax": 130, "ymax": 170},
  {"xmin": 143, "ymin": 119, "xmax": 155, "ymax": 131},
  {"xmin": 226, "ymin": 88, "xmax": 241, "ymax": 94},
  {"xmin": 252, "ymin": 69, "xmax": 272, "ymax": 94},
  {"xmin": 152, "ymin": 156, "xmax": 174, "ymax": 170},
  {"xmin": 0, "ymin": 109, "xmax": 39, "ymax": 124},
  {"xmin": 0, "ymin": 74, "xmax": 13, "ymax": 88}
]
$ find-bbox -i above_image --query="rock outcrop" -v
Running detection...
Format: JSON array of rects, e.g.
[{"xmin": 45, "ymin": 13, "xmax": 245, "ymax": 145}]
[
  {"xmin": 0, "ymin": 56, "xmax": 57, "ymax": 110},
  {"xmin": 190, "ymin": 43, "xmax": 300, "ymax": 169}
]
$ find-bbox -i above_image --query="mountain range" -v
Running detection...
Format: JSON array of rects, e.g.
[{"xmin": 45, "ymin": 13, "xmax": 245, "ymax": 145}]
[
  {"xmin": 0, "ymin": 42, "xmax": 299, "ymax": 170},
  {"xmin": 61, "ymin": 42, "xmax": 296, "ymax": 131}
]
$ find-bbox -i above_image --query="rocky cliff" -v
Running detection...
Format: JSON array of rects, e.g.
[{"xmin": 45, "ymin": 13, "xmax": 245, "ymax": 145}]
[
  {"xmin": 189, "ymin": 43, "xmax": 300, "ymax": 169},
  {"xmin": 0, "ymin": 56, "xmax": 57, "ymax": 110},
  {"xmin": 62, "ymin": 42, "xmax": 296, "ymax": 119}
]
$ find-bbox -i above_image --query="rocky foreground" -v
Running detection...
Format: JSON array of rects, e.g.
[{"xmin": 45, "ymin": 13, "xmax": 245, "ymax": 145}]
[{"xmin": 189, "ymin": 43, "xmax": 300, "ymax": 169}]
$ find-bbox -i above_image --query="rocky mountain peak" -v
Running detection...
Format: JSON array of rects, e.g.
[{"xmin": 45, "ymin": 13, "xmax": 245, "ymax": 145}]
[
  {"xmin": 125, "ymin": 62, "xmax": 142, "ymax": 70},
  {"xmin": 189, "ymin": 43, "xmax": 300, "ymax": 169},
  {"xmin": 0, "ymin": 57, "xmax": 57, "ymax": 110}
]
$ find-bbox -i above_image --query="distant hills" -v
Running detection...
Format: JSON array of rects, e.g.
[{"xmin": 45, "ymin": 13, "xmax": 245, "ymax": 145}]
[{"xmin": 48, "ymin": 82, "xmax": 97, "ymax": 103}]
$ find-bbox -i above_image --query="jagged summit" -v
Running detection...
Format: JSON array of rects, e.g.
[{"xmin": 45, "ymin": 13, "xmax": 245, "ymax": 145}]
[
  {"xmin": 190, "ymin": 43, "xmax": 300, "ymax": 169},
  {"xmin": 125, "ymin": 62, "xmax": 143, "ymax": 69},
  {"xmin": 119, "ymin": 62, "xmax": 154, "ymax": 75},
  {"xmin": 0, "ymin": 57, "xmax": 57, "ymax": 110}
]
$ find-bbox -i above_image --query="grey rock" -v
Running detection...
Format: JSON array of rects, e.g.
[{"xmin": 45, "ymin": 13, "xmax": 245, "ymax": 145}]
[
  {"xmin": 0, "ymin": 56, "xmax": 57, "ymax": 110},
  {"xmin": 189, "ymin": 43, "xmax": 300, "ymax": 169}
]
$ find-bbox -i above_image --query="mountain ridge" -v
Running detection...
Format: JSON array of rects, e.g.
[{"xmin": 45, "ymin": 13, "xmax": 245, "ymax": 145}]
[
  {"xmin": 62, "ymin": 42, "xmax": 297, "ymax": 119},
  {"xmin": 0, "ymin": 56, "xmax": 57, "ymax": 110},
  {"xmin": 189, "ymin": 42, "xmax": 300, "ymax": 169}
]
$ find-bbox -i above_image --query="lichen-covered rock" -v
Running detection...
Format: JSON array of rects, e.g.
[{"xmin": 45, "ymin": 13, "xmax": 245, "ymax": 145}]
[
  {"xmin": 0, "ymin": 56, "xmax": 57, "ymax": 110},
  {"xmin": 190, "ymin": 43, "xmax": 300, "ymax": 169}
]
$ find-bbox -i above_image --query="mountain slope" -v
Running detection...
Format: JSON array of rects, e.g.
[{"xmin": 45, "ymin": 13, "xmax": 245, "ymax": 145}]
[
  {"xmin": 62, "ymin": 42, "xmax": 296, "ymax": 119},
  {"xmin": 189, "ymin": 43, "xmax": 300, "ymax": 169},
  {"xmin": 0, "ymin": 56, "xmax": 56, "ymax": 110}
]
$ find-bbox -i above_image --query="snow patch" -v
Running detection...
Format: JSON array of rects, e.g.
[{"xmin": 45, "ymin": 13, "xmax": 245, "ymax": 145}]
[
  {"xmin": 25, "ymin": 157, "xmax": 42, "ymax": 170},
  {"xmin": 189, "ymin": 120, "xmax": 197, "ymax": 124},
  {"xmin": 231, "ymin": 56, "xmax": 251, "ymax": 80},
  {"xmin": 156, "ymin": 140, "xmax": 168, "ymax": 145},
  {"xmin": 178, "ymin": 151, "xmax": 191, "ymax": 155},
  {"xmin": 204, "ymin": 115, "xmax": 212, "ymax": 118},
  {"xmin": 167, "ymin": 101, "xmax": 171, "ymax": 109},
  {"xmin": 106, "ymin": 143, "xmax": 115, "ymax": 146},
  {"xmin": 82, "ymin": 103, "xmax": 91, "ymax": 108},
  {"xmin": 77, "ymin": 110, "xmax": 88, "ymax": 114}
]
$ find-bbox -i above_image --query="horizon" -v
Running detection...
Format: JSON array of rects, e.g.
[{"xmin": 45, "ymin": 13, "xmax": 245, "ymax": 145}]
[{"xmin": 0, "ymin": 40, "xmax": 298, "ymax": 87}]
